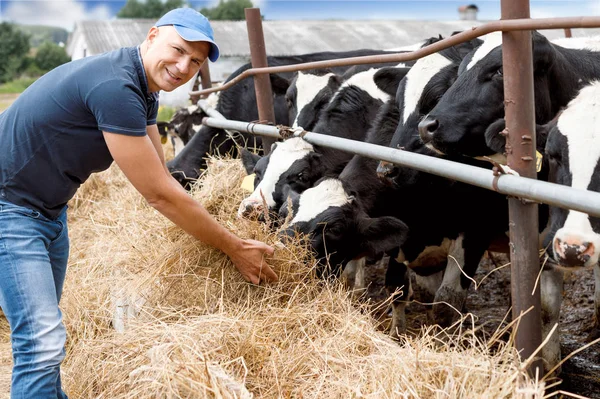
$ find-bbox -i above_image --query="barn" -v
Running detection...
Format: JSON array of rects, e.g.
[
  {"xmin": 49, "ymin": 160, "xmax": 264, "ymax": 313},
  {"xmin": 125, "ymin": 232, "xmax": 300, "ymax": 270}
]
[{"xmin": 65, "ymin": 17, "xmax": 596, "ymax": 107}]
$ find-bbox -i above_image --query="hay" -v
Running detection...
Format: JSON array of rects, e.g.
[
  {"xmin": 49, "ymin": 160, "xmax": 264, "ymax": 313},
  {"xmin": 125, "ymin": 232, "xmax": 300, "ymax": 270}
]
[{"xmin": 59, "ymin": 155, "xmax": 546, "ymax": 398}]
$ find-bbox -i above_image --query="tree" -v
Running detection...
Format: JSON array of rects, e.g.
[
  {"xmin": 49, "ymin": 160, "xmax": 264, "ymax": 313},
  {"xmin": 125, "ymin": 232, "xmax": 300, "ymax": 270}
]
[
  {"xmin": 117, "ymin": 0, "xmax": 187, "ymax": 19},
  {"xmin": 34, "ymin": 42, "xmax": 71, "ymax": 72},
  {"xmin": 0, "ymin": 23, "xmax": 31, "ymax": 83},
  {"xmin": 200, "ymin": 0, "xmax": 254, "ymax": 20}
]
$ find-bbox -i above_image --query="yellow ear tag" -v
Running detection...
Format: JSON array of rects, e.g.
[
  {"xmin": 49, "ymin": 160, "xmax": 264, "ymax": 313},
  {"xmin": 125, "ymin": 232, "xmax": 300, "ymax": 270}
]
[
  {"xmin": 535, "ymin": 150, "xmax": 543, "ymax": 173},
  {"xmin": 160, "ymin": 136, "xmax": 168, "ymax": 144},
  {"xmin": 241, "ymin": 174, "xmax": 256, "ymax": 193}
]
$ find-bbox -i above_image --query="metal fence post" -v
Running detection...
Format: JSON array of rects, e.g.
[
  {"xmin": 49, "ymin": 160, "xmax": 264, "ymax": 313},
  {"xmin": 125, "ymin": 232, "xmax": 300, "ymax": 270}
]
[
  {"xmin": 501, "ymin": 0, "xmax": 544, "ymax": 376},
  {"xmin": 191, "ymin": 62, "xmax": 213, "ymax": 104},
  {"xmin": 245, "ymin": 7, "xmax": 276, "ymax": 154}
]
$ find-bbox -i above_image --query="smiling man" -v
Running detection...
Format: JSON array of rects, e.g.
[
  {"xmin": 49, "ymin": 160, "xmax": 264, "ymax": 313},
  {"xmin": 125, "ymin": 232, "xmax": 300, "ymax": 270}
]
[{"xmin": 0, "ymin": 8, "xmax": 278, "ymax": 398}]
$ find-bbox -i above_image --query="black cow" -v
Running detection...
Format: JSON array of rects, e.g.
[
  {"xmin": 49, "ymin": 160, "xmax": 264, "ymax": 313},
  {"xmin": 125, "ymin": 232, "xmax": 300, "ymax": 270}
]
[
  {"xmin": 166, "ymin": 49, "xmax": 403, "ymax": 187},
  {"xmin": 238, "ymin": 66, "xmax": 410, "ymax": 217},
  {"xmin": 418, "ymin": 31, "xmax": 600, "ymax": 158}
]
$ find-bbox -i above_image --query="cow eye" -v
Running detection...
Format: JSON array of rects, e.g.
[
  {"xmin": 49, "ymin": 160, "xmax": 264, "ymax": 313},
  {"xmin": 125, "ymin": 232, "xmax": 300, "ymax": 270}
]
[{"xmin": 495, "ymin": 68, "xmax": 503, "ymax": 77}]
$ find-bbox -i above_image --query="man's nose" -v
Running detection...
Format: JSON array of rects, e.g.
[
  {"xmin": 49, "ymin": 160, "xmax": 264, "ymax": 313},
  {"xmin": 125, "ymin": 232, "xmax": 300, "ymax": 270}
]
[{"xmin": 176, "ymin": 58, "xmax": 190, "ymax": 75}]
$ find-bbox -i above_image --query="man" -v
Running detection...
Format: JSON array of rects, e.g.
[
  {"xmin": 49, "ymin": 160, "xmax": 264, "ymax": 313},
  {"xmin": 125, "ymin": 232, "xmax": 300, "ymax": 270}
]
[{"xmin": 0, "ymin": 8, "xmax": 278, "ymax": 397}]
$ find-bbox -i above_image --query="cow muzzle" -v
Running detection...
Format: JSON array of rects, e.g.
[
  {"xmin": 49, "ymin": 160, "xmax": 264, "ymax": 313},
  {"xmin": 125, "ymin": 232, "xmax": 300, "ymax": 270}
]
[
  {"xmin": 237, "ymin": 198, "xmax": 264, "ymax": 219},
  {"xmin": 376, "ymin": 161, "xmax": 398, "ymax": 185},
  {"xmin": 553, "ymin": 233, "xmax": 597, "ymax": 268},
  {"xmin": 418, "ymin": 117, "xmax": 439, "ymax": 144}
]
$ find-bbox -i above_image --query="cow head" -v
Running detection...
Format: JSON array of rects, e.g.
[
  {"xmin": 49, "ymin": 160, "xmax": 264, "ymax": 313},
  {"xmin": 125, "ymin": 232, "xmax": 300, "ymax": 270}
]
[
  {"xmin": 238, "ymin": 138, "xmax": 325, "ymax": 218},
  {"xmin": 418, "ymin": 31, "xmax": 558, "ymax": 158},
  {"xmin": 543, "ymin": 82, "xmax": 600, "ymax": 269},
  {"xmin": 279, "ymin": 178, "xmax": 409, "ymax": 272},
  {"xmin": 285, "ymin": 70, "xmax": 342, "ymax": 130},
  {"xmin": 377, "ymin": 36, "xmax": 482, "ymax": 183}
]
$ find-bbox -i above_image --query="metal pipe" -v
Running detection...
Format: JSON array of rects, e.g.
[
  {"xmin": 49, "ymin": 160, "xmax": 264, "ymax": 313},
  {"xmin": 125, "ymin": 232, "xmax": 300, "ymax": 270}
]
[
  {"xmin": 245, "ymin": 8, "xmax": 276, "ymax": 154},
  {"xmin": 190, "ymin": 16, "xmax": 600, "ymax": 97},
  {"xmin": 502, "ymin": 0, "xmax": 543, "ymax": 376},
  {"xmin": 202, "ymin": 116, "xmax": 600, "ymax": 217},
  {"xmin": 190, "ymin": 62, "xmax": 212, "ymax": 104}
]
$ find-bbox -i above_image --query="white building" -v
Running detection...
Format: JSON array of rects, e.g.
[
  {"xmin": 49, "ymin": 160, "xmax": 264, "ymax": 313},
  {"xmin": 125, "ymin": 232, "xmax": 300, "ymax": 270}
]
[{"xmin": 66, "ymin": 18, "xmax": 595, "ymax": 108}]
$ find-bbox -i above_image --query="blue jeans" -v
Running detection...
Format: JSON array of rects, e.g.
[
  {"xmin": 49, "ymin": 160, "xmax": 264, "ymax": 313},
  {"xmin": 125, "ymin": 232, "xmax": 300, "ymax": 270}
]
[{"xmin": 0, "ymin": 200, "xmax": 69, "ymax": 399}]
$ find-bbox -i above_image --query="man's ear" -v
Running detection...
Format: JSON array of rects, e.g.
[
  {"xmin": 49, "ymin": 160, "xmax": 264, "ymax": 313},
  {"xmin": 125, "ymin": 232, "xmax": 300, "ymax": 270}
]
[{"xmin": 146, "ymin": 26, "xmax": 160, "ymax": 46}]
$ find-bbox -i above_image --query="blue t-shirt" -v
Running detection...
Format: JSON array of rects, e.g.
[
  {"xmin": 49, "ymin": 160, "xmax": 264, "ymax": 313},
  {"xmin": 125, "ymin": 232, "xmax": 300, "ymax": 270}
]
[{"xmin": 0, "ymin": 46, "xmax": 159, "ymax": 219}]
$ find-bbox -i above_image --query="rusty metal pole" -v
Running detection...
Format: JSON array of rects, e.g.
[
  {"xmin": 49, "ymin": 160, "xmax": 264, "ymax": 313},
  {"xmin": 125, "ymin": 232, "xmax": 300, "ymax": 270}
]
[
  {"xmin": 564, "ymin": 28, "xmax": 572, "ymax": 37},
  {"xmin": 501, "ymin": 0, "xmax": 544, "ymax": 376},
  {"xmin": 245, "ymin": 8, "xmax": 276, "ymax": 154},
  {"xmin": 190, "ymin": 63, "xmax": 212, "ymax": 104}
]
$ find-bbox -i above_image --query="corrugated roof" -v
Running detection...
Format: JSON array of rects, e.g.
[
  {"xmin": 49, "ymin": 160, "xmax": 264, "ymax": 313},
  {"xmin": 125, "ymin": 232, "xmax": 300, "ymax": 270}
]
[{"xmin": 68, "ymin": 18, "xmax": 600, "ymax": 57}]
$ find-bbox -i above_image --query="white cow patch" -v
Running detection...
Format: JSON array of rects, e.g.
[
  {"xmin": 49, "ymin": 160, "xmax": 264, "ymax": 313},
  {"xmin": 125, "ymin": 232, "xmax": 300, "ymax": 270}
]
[
  {"xmin": 293, "ymin": 72, "xmax": 336, "ymax": 128},
  {"xmin": 554, "ymin": 81, "xmax": 600, "ymax": 266},
  {"xmin": 171, "ymin": 136, "xmax": 185, "ymax": 157},
  {"xmin": 402, "ymin": 53, "xmax": 452, "ymax": 124},
  {"xmin": 205, "ymin": 91, "xmax": 221, "ymax": 109},
  {"xmin": 243, "ymin": 137, "xmax": 314, "ymax": 210},
  {"xmin": 331, "ymin": 68, "xmax": 390, "ymax": 104},
  {"xmin": 466, "ymin": 32, "xmax": 503, "ymax": 70},
  {"xmin": 186, "ymin": 105, "xmax": 199, "ymax": 114},
  {"xmin": 291, "ymin": 178, "xmax": 352, "ymax": 224},
  {"xmin": 558, "ymin": 81, "xmax": 600, "ymax": 193}
]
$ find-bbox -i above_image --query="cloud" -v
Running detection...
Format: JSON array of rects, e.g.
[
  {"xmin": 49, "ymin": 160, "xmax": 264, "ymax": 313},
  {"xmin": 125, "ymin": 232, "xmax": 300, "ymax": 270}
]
[{"xmin": 2, "ymin": 0, "xmax": 112, "ymax": 31}]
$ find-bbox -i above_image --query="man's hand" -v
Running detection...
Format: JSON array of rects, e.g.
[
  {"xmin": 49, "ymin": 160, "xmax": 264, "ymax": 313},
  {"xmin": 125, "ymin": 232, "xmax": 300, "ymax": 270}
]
[{"xmin": 227, "ymin": 239, "xmax": 278, "ymax": 284}]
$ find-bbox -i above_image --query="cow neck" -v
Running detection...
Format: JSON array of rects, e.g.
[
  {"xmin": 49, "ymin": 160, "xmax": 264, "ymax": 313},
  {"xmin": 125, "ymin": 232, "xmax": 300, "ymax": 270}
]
[{"xmin": 549, "ymin": 46, "xmax": 600, "ymax": 116}]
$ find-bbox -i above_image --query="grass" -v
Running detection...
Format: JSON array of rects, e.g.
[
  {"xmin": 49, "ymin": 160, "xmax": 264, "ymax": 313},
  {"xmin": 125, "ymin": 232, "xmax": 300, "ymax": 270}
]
[
  {"xmin": 0, "ymin": 77, "xmax": 37, "ymax": 94},
  {"xmin": 157, "ymin": 105, "xmax": 176, "ymax": 122}
]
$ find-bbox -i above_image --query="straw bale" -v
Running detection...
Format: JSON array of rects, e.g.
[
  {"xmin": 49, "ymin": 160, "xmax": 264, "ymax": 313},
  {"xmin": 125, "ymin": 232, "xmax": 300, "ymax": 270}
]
[{"xmin": 58, "ymin": 156, "xmax": 545, "ymax": 398}]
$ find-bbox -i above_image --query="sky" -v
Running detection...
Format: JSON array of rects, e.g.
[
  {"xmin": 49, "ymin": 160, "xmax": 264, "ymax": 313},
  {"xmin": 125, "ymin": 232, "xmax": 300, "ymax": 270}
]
[{"xmin": 0, "ymin": 0, "xmax": 598, "ymax": 31}]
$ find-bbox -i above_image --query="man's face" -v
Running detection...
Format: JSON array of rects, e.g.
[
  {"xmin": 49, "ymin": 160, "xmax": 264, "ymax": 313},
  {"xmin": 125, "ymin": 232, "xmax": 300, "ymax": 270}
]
[{"xmin": 143, "ymin": 26, "xmax": 210, "ymax": 92}]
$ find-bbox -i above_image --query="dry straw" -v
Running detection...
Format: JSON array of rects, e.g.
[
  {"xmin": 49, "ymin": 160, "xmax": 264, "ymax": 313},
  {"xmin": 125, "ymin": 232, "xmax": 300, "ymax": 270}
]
[{"xmin": 56, "ymin": 152, "xmax": 546, "ymax": 398}]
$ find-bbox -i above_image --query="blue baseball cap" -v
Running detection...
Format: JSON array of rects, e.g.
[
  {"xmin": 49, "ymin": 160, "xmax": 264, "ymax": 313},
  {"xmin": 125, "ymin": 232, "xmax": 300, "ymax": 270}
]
[{"xmin": 155, "ymin": 8, "xmax": 220, "ymax": 62}]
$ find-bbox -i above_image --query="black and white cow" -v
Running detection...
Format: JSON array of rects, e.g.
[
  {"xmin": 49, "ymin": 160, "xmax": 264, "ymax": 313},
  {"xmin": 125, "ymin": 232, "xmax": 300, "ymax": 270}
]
[
  {"xmin": 418, "ymin": 31, "xmax": 600, "ymax": 158},
  {"xmin": 166, "ymin": 49, "xmax": 403, "ymax": 187},
  {"xmin": 534, "ymin": 81, "xmax": 600, "ymax": 373},
  {"xmin": 279, "ymin": 37, "xmax": 511, "ymax": 337},
  {"xmin": 238, "ymin": 66, "xmax": 410, "ymax": 217}
]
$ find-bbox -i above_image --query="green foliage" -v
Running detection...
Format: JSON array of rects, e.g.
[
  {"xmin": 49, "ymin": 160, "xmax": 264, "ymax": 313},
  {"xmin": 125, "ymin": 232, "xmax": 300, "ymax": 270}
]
[
  {"xmin": 0, "ymin": 77, "xmax": 37, "ymax": 94},
  {"xmin": 157, "ymin": 105, "xmax": 176, "ymax": 122},
  {"xmin": 117, "ymin": 0, "xmax": 187, "ymax": 19},
  {"xmin": 200, "ymin": 0, "xmax": 254, "ymax": 20},
  {"xmin": 34, "ymin": 42, "xmax": 70, "ymax": 71},
  {"xmin": 17, "ymin": 25, "xmax": 69, "ymax": 47},
  {"xmin": 0, "ymin": 23, "xmax": 31, "ymax": 83}
]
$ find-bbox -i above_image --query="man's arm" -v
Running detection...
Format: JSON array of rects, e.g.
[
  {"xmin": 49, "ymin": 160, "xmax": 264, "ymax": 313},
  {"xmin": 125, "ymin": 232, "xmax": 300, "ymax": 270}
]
[{"xmin": 103, "ymin": 131, "xmax": 278, "ymax": 284}]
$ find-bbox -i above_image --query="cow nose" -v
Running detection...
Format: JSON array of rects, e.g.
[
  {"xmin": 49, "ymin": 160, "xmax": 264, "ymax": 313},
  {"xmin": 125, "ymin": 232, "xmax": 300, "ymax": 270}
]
[
  {"xmin": 278, "ymin": 227, "xmax": 297, "ymax": 242},
  {"xmin": 553, "ymin": 236, "xmax": 595, "ymax": 267},
  {"xmin": 418, "ymin": 117, "xmax": 439, "ymax": 143},
  {"xmin": 169, "ymin": 169, "xmax": 196, "ymax": 190},
  {"xmin": 237, "ymin": 198, "xmax": 264, "ymax": 218},
  {"xmin": 376, "ymin": 161, "xmax": 399, "ymax": 184}
]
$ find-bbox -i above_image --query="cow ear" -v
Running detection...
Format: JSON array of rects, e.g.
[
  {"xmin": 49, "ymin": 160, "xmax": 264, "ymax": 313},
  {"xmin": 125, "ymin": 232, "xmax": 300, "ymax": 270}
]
[
  {"xmin": 279, "ymin": 184, "xmax": 300, "ymax": 221},
  {"xmin": 484, "ymin": 118, "xmax": 507, "ymax": 154},
  {"xmin": 240, "ymin": 148, "xmax": 261, "ymax": 174},
  {"xmin": 532, "ymin": 31, "xmax": 556, "ymax": 74},
  {"xmin": 270, "ymin": 74, "xmax": 290, "ymax": 95},
  {"xmin": 357, "ymin": 215, "xmax": 409, "ymax": 255},
  {"xmin": 374, "ymin": 67, "xmax": 410, "ymax": 96}
]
